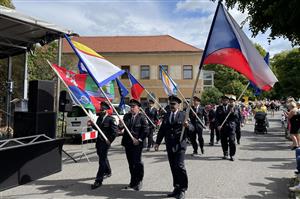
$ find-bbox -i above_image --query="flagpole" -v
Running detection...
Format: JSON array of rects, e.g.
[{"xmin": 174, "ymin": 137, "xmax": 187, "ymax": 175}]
[
  {"xmin": 99, "ymin": 87, "xmax": 135, "ymax": 141},
  {"xmin": 176, "ymin": 89, "xmax": 206, "ymax": 128},
  {"xmin": 144, "ymin": 88, "xmax": 167, "ymax": 113},
  {"xmin": 47, "ymin": 60, "xmax": 109, "ymax": 142},
  {"xmin": 139, "ymin": 107, "xmax": 157, "ymax": 128},
  {"xmin": 219, "ymin": 82, "xmax": 250, "ymax": 129},
  {"xmin": 180, "ymin": 2, "xmax": 222, "ymax": 142}
]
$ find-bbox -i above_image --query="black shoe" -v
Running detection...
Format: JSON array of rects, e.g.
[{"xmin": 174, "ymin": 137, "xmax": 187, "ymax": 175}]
[
  {"xmin": 230, "ymin": 156, "xmax": 235, "ymax": 161},
  {"xmin": 237, "ymin": 141, "xmax": 240, "ymax": 145},
  {"xmin": 192, "ymin": 151, "xmax": 198, "ymax": 156},
  {"xmin": 201, "ymin": 148, "xmax": 204, "ymax": 154},
  {"xmin": 222, "ymin": 155, "xmax": 229, "ymax": 160},
  {"xmin": 124, "ymin": 183, "xmax": 134, "ymax": 189},
  {"xmin": 132, "ymin": 181, "xmax": 143, "ymax": 191},
  {"xmin": 295, "ymin": 171, "xmax": 300, "ymax": 175},
  {"xmin": 176, "ymin": 191, "xmax": 185, "ymax": 199},
  {"xmin": 209, "ymin": 142, "xmax": 214, "ymax": 146},
  {"xmin": 167, "ymin": 189, "xmax": 179, "ymax": 197},
  {"xmin": 103, "ymin": 173, "xmax": 112, "ymax": 179},
  {"xmin": 291, "ymin": 146, "xmax": 298, "ymax": 150},
  {"xmin": 91, "ymin": 181, "xmax": 102, "ymax": 189}
]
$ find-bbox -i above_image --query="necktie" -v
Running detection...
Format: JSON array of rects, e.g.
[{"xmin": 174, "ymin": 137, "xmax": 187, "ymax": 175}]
[
  {"xmin": 171, "ymin": 112, "xmax": 175, "ymax": 124},
  {"xmin": 224, "ymin": 106, "xmax": 227, "ymax": 112}
]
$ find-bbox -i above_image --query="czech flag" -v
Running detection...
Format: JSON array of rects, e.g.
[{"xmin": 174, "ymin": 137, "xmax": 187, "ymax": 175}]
[
  {"xmin": 127, "ymin": 72, "xmax": 144, "ymax": 100},
  {"xmin": 202, "ymin": 2, "xmax": 278, "ymax": 91}
]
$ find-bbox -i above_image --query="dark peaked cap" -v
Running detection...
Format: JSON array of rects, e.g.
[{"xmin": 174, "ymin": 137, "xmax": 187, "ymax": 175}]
[
  {"xmin": 168, "ymin": 95, "xmax": 182, "ymax": 104},
  {"xmin": 129, "ymin": 99, "xmax": 141, "ymax": 107}
]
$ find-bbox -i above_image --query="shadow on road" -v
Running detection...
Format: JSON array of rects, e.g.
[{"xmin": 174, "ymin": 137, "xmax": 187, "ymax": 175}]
[
  {"xmin": 5, "ymin": 178, "xmax": 170, "ymax": 199},
  {"xmin": 244, "ymin": 177, "xmax": 294, "ymax": 199}
]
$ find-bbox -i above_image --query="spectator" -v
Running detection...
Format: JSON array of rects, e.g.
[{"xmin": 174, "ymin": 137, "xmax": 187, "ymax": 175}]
[{"xmin": 286, "ymin": 101, "xmax": 300, "ymax": 150}]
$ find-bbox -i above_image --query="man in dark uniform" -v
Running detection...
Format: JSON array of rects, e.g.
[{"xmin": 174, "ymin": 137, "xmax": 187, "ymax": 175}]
[
  {"xmin": 189, "ymin": 96, "xmax": 207, "ymax": 155},
  {"xmin": 208, "ymin": 104, "xmax": 219, "ymax": 146},
  {"xmin": 154, "ymin": 95, "xmax": 194, "ymax": 199},
  {"xmin": 216, "ymin": 95, "xmax": 239, "ymax": 161},
  {"xmin": 91, "ymin": 101, "xmax": 118, "ymax": 189},
  {"xmin": 119, "ymin": 99, "xmax": 149, "ymax": 191},
  {"xmin": 144, "ymin": 99, "xmax": 159, "ymax": 151}
]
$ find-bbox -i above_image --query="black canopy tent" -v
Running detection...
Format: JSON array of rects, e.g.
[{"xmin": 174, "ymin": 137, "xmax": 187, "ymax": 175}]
[{"xmin": 0, "ymin": 5, "xmax": 76, "ymax": 135}]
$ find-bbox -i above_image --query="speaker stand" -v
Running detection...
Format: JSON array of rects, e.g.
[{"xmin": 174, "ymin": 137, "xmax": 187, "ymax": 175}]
[{"xmin": 62, "ymin": 149, "xmax": 77, "ymax": 163}]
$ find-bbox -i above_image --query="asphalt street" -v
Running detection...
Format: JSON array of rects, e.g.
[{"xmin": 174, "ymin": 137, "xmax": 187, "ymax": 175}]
[{"xmin": 0, "ymin": 111, "xmax": 295, "ymax": 199}]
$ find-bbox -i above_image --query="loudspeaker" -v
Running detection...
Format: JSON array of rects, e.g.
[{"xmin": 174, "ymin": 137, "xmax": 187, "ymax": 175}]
[
  {"xmin": 28, "ymin": 80, "xmax": 54, "ymax": 112},
  {"xmin": 14, "ymin": 112, "xmax": 57, "ymax": 138},
  {"xmin": 59, "ymin": 90, "xmax": 73, "ymax": 112}
]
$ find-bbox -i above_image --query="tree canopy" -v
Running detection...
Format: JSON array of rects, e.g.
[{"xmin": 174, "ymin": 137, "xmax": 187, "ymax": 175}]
[
  {"xmin": 222, "ymin": 0, "xmax": 300, "ymax": 46},
  {"xmin": 0, "ymin": 0, "xmax": 14, "ymax": 8}
]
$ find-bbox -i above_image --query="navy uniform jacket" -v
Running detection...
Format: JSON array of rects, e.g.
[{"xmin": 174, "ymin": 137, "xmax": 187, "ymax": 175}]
[
  {"xmin": 145, "ymin": 107, "xmax": 159, "ymax": 128},
  {"xmin": 189, "ymin": 106, "xmax": 208, "ymax": 129},
  {"xmin": 215, "ymin": 104, "xmax": 239, "ymax": 129},
  {"xmin": 93, "ymin": 114, "xmax": 118, "ymax": 143},
  {"xmin": 156, "ymin": 111, "xmax": 194, "ymax": 147},
  {"xmin": 120, "ymin": 112, "xmax": 149, "ymax": 147}
]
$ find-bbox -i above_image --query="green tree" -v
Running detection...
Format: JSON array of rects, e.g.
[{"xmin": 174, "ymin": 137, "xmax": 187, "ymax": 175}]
[
  {"xmin": 221, "ymin": 0, "xmax": 300, "ymax": 46},
  {"xmin": 28, "ymin": 42, "xmax": 58, "ymax": 81},
  {"xmin": 0, "ymin": 0, "xmax": 14, "ymax": 8},
  {"xmin": 201, "ymin": 87, "xmax": 223, "ymax": 105},
  {"xmin": 271, "ymin": 48, "xmax": 300, "ymax": 98}
]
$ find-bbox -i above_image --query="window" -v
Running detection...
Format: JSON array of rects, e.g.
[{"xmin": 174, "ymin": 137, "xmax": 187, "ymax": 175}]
[
  {"xmin": 121, "ymin": 65, "xmax": 130, "ymax": 79},
  {"xmin": 140, "ymin": 65, "xmax": 150, "ymax": 79},
  {"xmin": 203, "ymin": 70, "xmax": 215, "ymax": 87},
  {"xmin": 183, "ymin": 65, "xmax": 193, "ymax": 79},
  {"xmin": 159, "ymin": 65, "xmax": 168, "ymax": 79}
]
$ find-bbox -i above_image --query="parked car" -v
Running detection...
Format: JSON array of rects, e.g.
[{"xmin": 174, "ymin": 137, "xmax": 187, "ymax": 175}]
[{"xmin": 65, "ymin": 104, "xmax": 130, "ymax": 138}]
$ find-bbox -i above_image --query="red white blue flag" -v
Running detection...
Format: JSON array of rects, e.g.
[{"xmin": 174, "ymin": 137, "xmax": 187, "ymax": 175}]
[{"xmin": 202, "ymin": 3, "xmax": 278, "ymax": 91}]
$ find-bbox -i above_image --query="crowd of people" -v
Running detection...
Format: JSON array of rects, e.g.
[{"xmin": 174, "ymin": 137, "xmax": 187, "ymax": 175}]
[{"xmin": 90, "ymin": 95, "xmax": 286, "ymax": 199}]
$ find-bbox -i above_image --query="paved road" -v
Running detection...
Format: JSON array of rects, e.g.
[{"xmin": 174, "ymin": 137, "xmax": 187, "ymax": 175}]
[{"xmin": 1, "ymin": 111, "xmax": 295, "ymax": 198}]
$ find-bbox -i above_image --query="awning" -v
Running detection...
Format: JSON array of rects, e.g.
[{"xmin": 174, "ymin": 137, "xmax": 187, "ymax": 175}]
[{"xmin": 0, "ymin": 5, "xmax": 76, "ymax": 59}]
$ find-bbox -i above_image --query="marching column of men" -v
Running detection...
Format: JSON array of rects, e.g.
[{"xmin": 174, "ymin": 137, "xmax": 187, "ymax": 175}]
[{"xmin": 91, "ymin": 94, "xmax": 243, "ymax": 198}]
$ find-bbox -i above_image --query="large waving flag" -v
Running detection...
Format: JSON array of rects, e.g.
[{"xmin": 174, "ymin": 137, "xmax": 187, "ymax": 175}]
[
  {"xmin": 116, "ymin": 78, "xmax": 129, "ymax": 109},
  {"xmin": 202, "ymin": 2, "xmax": 278, "ymax": 91},
  {"xmin": 127, "ymin": 72, "xmax": 145, "ymax": 100},
  {"xmin": 159, "ymin": 65, "xmax": 178, "ymax": 96},
  {"xmin": 50, "ymin": 63, "xmax": 96, "ymax": 112},
  {"xmin": 64, "ymin": 35, "xmax": 125, "ymax": 87}
]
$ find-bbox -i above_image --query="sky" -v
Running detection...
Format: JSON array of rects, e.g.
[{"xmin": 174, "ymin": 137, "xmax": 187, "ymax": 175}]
[{"xmin": 12, "ymin": 0, "xmax": 296, "ymax": 56}]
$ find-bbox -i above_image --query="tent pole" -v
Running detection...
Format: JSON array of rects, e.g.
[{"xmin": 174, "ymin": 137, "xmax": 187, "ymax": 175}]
[{"xmin": 6, "ymin": 56, "xmax": 13, "ymax": 137}]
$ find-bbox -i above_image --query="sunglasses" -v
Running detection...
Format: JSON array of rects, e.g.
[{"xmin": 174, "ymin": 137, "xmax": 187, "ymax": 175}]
[{"xmin": 170, "ymin": 102, "xmax": 177, "ymax": 105}]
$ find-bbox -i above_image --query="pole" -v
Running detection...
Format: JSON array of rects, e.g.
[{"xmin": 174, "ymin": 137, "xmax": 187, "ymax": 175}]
[
  {"xmin": 219, "ymin": 82, "xmax": 250, "ymax": 128},
  {"xmin": 47, "ymin": 60, "xmax": 109, "ymax": 142},
  {"xmin": 23, "ymin": 52, "xmax": 28, "ymax": 100},
  {"xmin": 180, "ymin": 2, "xmax": 222, "ymax": 142},
  {"xmin": 56, "ymin": 38, "xmax": 62, "ymax": 137},
  {"xmin": 144, "ymin": 89, "xmax": 166, "ymax": 113},
  {"xmin": 139, "ymin": 108, "xmax": 156, "ymax": 128},
  {"xmin": 177, "ymin": 89, "xmax": 206, "ymax": 128},
  {"xmin": 6, "ymin": 56, "xmax": 12, "ymax": 137},
  {"xmin": 99, "ymin": 87, "xmax": 135, "ymax": 141}
]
